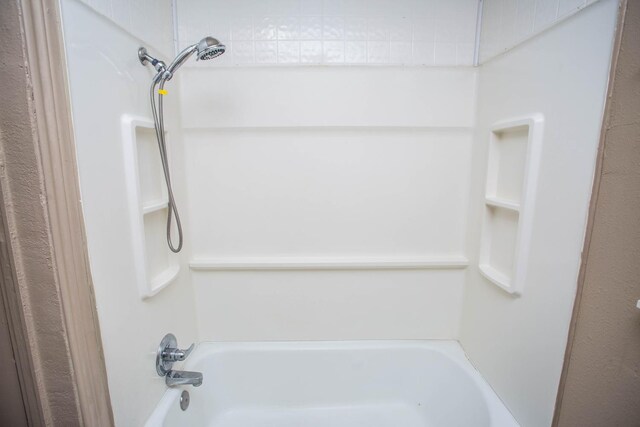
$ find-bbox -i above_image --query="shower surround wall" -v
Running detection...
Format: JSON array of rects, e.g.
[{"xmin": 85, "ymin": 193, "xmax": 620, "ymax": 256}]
[
  {"xmin": 479, "ymin": 0, "xmax": 603, "ymax": 61},
  {"xmin": 59, "ymin": 0, "xmax": 618, "ymax": 425},
  {"xmin": 461, "ymin": 1, "xmax": 618, "ymax": 426},
  {"xmin": 59, "ymin": 1, "xmax": 197, "ymax": 426},
  {"xmin": 181, "ymin": 67, "xmax": 476, "ymax": 340},
  {"xmin": 173, "ymin": 0, "xmax": 480, "ymax": 341},
  {"xmin": 176, "ymin": 0, "xmax": 480, "ymax": 65},
  {"xmin": 175, "ymin": 0, "xmax": 479, "ymax": 343}
]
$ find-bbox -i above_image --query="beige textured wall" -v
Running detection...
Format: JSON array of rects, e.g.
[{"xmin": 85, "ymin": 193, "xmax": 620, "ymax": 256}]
[
  {"xmin": 556, "ymin": 1, "xmax": 640, "ymax": 425},
  {"xmin": 0, "ymin": 4, "xmax": 33, "ymax": 425},
  {"xmin": 0, "ymin": 293, "xmax": 28, "ymax": 426},
  {"xmin": 0, "ymin": 0, "xmax": 82, "ymax": 425}
]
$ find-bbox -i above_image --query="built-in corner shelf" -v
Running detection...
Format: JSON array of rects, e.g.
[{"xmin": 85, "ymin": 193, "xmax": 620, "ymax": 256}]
[
  {"xmin": 142, "ymin": 198, "xmax": 170, "ymax": 215},
  {"xmin": 484, "ymin": 196, "xmax": 519, "ymax": 212},
  {"xmin": 479, "ymin": 115, "xmax": 544, "ymax": 296},
  {"xmin": 122, "ymin": 116, "xmax": 179, "ymax": 300}
]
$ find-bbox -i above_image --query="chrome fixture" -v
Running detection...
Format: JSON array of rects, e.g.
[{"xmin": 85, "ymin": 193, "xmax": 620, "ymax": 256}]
[
  {"xmin": 138, "ymin": 37, "xmax": 225, "ymax": 82},
  {"xmin": 138, "ymin": 37, "xmax": 226, "ymax": 253},
  {"xmin": 167, "ymin": 370, "xmax": 203, "ymax": 388},
  {"xmin": 156, "ymin": 333, "xmax": 194, "ymax": 376},
  {"xmin": 156, "ymin": 333, "xmax": 203, "ymax": 387},
  {"xmin": 180, "ymin": 390, "xmax": 190, "ymax": 411}
]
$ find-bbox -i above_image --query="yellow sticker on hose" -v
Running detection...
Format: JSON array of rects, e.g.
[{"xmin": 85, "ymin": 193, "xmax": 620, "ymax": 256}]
[{"xmin": 158, "ymin": 89, "xmax": 168, "ymax": 95}]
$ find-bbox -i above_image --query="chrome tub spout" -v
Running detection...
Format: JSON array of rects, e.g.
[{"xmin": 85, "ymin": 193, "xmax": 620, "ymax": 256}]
[{"xmin": 165, "ymin": 370, "xmax": 203, "ymax": 387}]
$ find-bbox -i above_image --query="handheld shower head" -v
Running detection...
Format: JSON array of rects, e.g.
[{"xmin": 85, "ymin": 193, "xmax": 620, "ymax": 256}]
[
  {"xmin": 139, "ymin": 35, "xmax": 226, "ymax": 81},
  {"xmin": 137, "ymin": 35, "xmax": 226, "ymax": 253},
  {"xmin": 165, "ymin": 36, "xmax": 226, "ymax": 77},
  {"xmin": 196, "ymin": 37, "xmax": 226, "ymax": 60}
]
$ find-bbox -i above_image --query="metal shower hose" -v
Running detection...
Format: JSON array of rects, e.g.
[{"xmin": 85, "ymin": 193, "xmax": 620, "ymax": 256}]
[{"xmin": 149, "ymin": 74, "xmax": 183, "ymax": 253}]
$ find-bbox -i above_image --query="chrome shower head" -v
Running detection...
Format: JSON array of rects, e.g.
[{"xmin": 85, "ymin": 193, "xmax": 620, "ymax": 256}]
[
  {"xmin": 166, "ymin": 36, "xmax": 224, "ymax": 76},
  {"xmin": 196, "ymin": 37, "xmax": 226, "ymax": 60},
  {"xmin": 137, "ymin": 36, "xmax": 225, "ymax": 253},
  {"xmin": 138, "ymin": 36, "xmax": 226, "ymax": 81}
]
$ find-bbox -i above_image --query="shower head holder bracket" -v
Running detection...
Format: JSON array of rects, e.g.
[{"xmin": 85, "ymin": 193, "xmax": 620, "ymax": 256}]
[{"xmin": 138, "ymin": 47, "xmax": 167, "ymax": 74}]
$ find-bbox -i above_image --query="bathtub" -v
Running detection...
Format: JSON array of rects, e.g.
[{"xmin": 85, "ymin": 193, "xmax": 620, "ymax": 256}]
[{"xmin": 145, "ymin": 341, "xmax": 518, "ymax": 427}]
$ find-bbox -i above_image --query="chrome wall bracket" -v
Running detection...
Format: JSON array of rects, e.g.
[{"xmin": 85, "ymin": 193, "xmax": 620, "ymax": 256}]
[
  {"xmin": 138, "ymin": 47, "xmax": 150, "ymax": 65},
  {"xmin": 138, "ymin": 46, "xmax": 168, "ymax": 74}
]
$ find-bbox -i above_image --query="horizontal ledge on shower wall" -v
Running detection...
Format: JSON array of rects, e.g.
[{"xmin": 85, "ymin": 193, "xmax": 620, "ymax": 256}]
[
  {"xmin": 182, "ymin": 126, "xmax": 473, "ymax": 132},
  {"xmin": 189, "ymin": 256, "xmax": 469, "ymax": 271}
]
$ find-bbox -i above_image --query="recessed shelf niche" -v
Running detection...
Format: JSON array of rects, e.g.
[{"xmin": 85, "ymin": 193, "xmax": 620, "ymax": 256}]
[
  {"xmin": 479, "ymin": 115, "xmax": 544, "ymax": 296},
  {"xmin": 122, "ymin": 116, "xmax": 179, "ymax": 300}
]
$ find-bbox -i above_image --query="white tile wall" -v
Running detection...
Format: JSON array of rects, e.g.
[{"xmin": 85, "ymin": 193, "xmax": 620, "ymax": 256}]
[
  {"xmin": 479, "ymin": 0, "xmax": 601, "ymax": 62},
  {"xmin": 176, "ymin": 0, "xmax": 480, "ymax": 66},
  {"xmin": 78, "ymin": 0, "xmax": 174, "ymax": 57}
]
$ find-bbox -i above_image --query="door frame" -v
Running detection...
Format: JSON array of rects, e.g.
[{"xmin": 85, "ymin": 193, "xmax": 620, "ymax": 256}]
[{"xmin": 0, "ymin": 0, "xmax": 113, "ymax": 425}]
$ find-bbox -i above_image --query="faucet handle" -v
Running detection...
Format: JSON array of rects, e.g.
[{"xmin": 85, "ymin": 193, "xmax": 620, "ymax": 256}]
[
  {"xmin": 163, "ymin": 343, "xmax": 194, "ymax": 362},
  {"xmin": 156, "ymin": 334, "xmax": 195, "ymax": 376}
]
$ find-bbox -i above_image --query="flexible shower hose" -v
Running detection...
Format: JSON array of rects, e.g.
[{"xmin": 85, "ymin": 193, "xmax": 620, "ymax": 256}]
[{"xmin": 149, "ymin": 74, "xmax": 183, "ymax": 253}]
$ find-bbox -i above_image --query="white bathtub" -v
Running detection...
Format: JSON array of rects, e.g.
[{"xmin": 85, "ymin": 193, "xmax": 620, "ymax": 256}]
[{"xmin": 145, "ymin": 341, "xmax": 518, "ymax": 427}]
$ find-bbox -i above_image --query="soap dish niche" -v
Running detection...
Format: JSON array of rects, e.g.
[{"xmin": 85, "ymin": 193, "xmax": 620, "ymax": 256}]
[
  {"xmin": 122, "ymin": 116, "xmax": 179, "ymax": 300},
  {"xmin": 479, "ymin": 115, "xmax": 544, "ymax": 296}
]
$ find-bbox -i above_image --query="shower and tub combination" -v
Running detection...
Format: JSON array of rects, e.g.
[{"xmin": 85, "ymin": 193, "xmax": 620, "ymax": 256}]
[
  {"xmin": 58, "ymin": 0, "xmax": 620, "ymax": 426},
  {"xmin": 139, "ymin": 37, "xmax": 517, "ymax": 426}
]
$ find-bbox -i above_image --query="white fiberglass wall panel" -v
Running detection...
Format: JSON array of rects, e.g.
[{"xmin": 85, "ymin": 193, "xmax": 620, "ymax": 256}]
[
  {"xmin": 460, "ymin": 1, "xmax": 618, "ymax": 426},
  {"xmin": 180, "ymin": 68, "xmax": 476, "ymax": 129},
  {"xmin": 179, "ymin": 67, "xmax": 476, "ymax": 340},
  {"xmin": 479, "ymin": 0, "xmax": 605, "ymax": 62},
  {"xmin": 193, "ymin": 270, "xmax": 466, "ymax": 341},
  {"xmin": 185, "ymin": 127, "xmax": 471, "ymax": 258},
  {"xmin": 76, "ymin": 0, "xmax": 174, "ymax": 57},
  {"xmin": 60, "ymin": 1, "xmax": 197, "ymax": 425}
]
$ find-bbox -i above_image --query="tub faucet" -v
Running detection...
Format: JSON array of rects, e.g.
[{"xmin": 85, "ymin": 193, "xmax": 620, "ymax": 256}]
[
  {"xmin": 156, "ymin": 333, "xmax": 203, "ymax": 387},
  {"xmin": 165, "ymin": 370, "xmax": 203, "ymax": 387}
]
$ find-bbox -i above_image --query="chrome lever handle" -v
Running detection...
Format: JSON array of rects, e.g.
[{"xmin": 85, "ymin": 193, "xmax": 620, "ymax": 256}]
[
  {"xmin": 156, "ymin": 334, "xmax": 195, "ymax": 376},
  {"xmin": 162, "ymin": 343, "xmax": 194, "ymax": 362}
]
